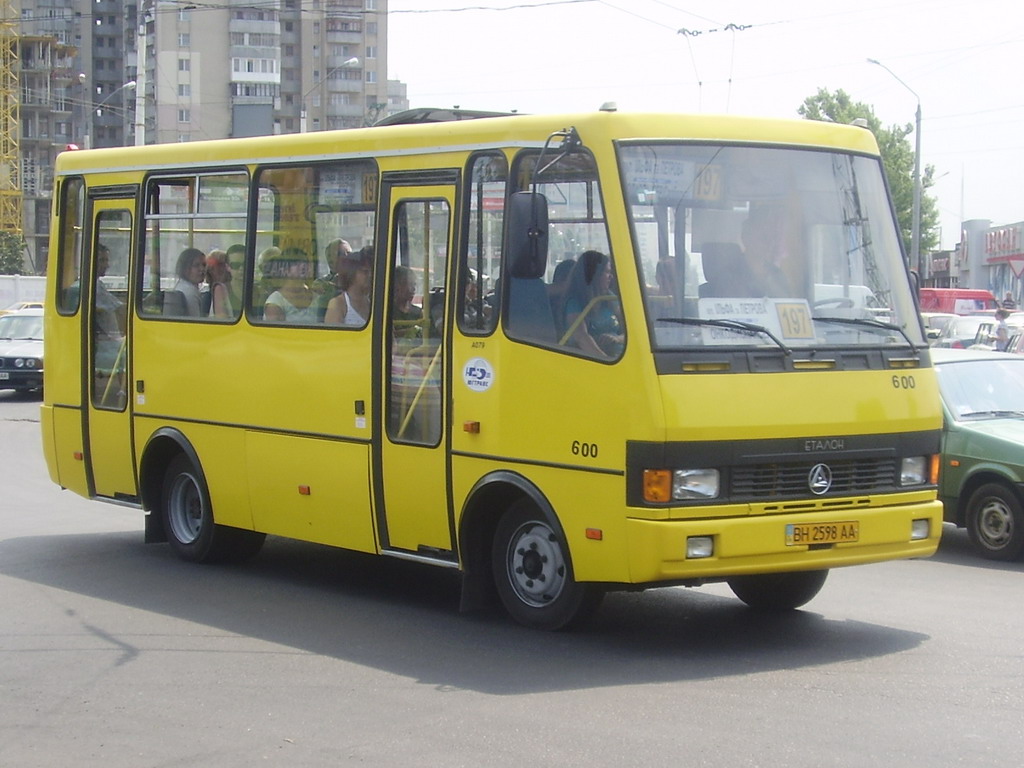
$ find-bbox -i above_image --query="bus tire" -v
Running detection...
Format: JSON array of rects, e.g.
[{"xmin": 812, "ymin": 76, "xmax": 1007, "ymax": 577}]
[
  {"xmin": 966, "ymin": 482, "xmax": 1024, "ymax": 561},
  {"xmin": 160, "ymin": 454, "xmax": 265, "ymax": 563},
  {"xmin": 727, "ymin": 569, "xmax": 828, "ymax": 611},
  {"xmin": 491, "ymin": 500, "xmax": 602, "ymax": 630}
]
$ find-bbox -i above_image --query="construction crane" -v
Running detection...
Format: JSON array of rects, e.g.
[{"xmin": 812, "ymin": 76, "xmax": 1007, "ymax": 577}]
[{"xmin": 0, "ymin": 0, "xmax": 20, "ymax": 236}]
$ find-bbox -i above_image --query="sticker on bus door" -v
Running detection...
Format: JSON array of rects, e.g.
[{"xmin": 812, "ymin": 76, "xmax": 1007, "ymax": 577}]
[{"xmin": 463, "ymin": 358, "xmax": 494, "ymax": 391}]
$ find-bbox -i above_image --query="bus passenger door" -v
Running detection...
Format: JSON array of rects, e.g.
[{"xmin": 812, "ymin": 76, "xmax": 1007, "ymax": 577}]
[
  {"xmin": 377, "ymin": 184, "xmax": 456, "ymax": 558},
  {"xmin": 86, "ymin": 200, "xmax": 137, "ymax": 499}
]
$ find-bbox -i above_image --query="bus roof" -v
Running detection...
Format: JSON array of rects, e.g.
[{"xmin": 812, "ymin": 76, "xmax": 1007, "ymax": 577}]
[{"xmin": 54, "ymin": 109, "xmax": 881, "ymax": 176}]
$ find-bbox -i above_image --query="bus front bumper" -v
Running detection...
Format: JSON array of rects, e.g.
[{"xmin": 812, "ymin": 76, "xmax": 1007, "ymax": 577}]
[{"xmin": 623, "ymin": 500, "xmax": 942, "ymax": 584}]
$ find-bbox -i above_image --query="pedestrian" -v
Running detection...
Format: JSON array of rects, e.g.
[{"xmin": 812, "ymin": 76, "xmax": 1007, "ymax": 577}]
[{"xmin": 994, "ymin": 308, "xmax": 1011, "ymax": 351}]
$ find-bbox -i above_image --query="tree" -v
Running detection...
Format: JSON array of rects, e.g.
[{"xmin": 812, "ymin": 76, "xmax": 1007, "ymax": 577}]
[
  {"xmin": 798, "ymin": 88, "xmax": 940, "ymax": 261},
  {"xmin": 0, "ymin": 232, "xmax": 26, "ymax": 275}
]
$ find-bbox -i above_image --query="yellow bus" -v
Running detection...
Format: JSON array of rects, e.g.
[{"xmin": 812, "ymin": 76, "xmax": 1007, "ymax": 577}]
[{"xmin": 41, "ymin": 108, "xmax": 942, "ymax": 629}]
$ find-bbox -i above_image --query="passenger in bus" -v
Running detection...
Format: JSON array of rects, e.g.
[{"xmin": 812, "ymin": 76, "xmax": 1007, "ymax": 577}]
[
  {"xmin": 461, "ymin": 269, "xmax": 494, "ymax": 330},
  {"xmin": 655, "ymin": 258, "xmax": 677, "ymax": 297},
  {"xmin": 94, "ymin": 243, "xmax": 125, "ymax": 336},
  {"xmin": 698, "ymin": 242, "xmax": 746, "ymax": 298},
  {"xmin": 562, "ymin": 250, "xmax": 624, "ymax": 358},
  {"xmin": 263, "ymin": 248, "xmax": 319, "ymax": 324},
  {"xmin": 740, "ymin": 206, "xmax": 796, "ymax": 298},
  {"xmin": 312, "ymin": 238, "xmax": 353, "ymax": 312},
  {"xmin": 252, "ymin": 246, "xmax": 281, "ymax": 314},
  {"xmin": 225, "ymin": 243, "xmax": 246, "ymax": 311},
  {"xmin": 392, "ymin": 265, "xmax": 423, "ymax": 340},
  {"xmin": 173, "ymin": 247, "xmax": 207, "ymax": 317},
  {"xmin": 325, "ymin": 239, "xmax": 353, "ymax": 286},
  {"xmin": 205, "ymin": 249, "xmax": 235, "ymax": 319},
  {"xmin": 65, "ymin": 243, "xmax": 125, "ymax": 336},
  {"xmin": 324, "ymin": 246, "xmax": 373, "ymax": 326}
]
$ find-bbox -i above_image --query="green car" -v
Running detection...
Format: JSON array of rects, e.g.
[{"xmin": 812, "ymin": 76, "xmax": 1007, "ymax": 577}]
[{"xmin": 934, "ymin": 348, "xmax": 1024, "ymax": 560}]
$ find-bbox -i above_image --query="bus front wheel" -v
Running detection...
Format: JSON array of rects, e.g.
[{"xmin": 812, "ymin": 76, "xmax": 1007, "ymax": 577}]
[
  {"xmin": 160, "ymin": 454, "xmax": 264, "ymax": 563},
  {"xmin": 727, "ymin": 570, "xmax": 828, "ymax": 611},
  {"xmin": 491, "ymin": 500, "xmax": 602, "ymax": 630}
]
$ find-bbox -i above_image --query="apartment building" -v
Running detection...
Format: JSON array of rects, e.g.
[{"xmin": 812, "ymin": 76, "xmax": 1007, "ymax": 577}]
[
  {"xmin": 12, "ymin": 0, "xmax": 405, "ymax": 271},
  {"xmin": 141, "ymin": 0, "xmax": 396, "ymax": 141}
]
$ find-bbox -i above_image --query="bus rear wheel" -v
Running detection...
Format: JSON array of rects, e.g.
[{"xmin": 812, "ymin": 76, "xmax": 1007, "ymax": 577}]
[
  {"xmin": 727, "ymin": 570, "xmax": 828, "ymax": 611},
  {"xmin": 491, "ymin": 500, "xmax": 602, "ymax": 631},
  {"xmin": 160, "ymin": 454, "xmax": 264, "ymax": 563}
]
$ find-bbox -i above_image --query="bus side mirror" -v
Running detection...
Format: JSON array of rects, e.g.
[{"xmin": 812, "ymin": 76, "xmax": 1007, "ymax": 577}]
[{"xmin": 506, "ymin": 191, "xmax": 549, "ymax": 279}]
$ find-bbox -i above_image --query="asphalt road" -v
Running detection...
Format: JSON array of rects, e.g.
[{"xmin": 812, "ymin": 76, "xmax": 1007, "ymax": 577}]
[{"xmin": 2, "ymin": 388, "xmax": 1023, "ymax": 767}]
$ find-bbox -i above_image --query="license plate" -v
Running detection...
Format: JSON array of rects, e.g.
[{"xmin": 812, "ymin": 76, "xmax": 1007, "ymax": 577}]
[
  {"xmin": 786, "ymin": 521, "xmax": 859, "ymax": 546},
  {"xmin": 0, "ymin": 372, "xmax": 8, "ymax": 380}
]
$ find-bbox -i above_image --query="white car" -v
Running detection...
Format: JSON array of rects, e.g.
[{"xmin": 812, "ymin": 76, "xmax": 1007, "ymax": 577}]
[{"xmin": 0, "ymin": 308, "xmax": 44, "ymax": 394}]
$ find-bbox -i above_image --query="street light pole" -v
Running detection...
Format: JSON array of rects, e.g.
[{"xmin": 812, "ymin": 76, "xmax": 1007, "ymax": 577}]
[
  {"xmin": 300, "ymin": 57, "xmax": 359, "ymax": 133},
  {"xmin": 867, "ymin": 58, "xmax": 922, "ymax": 275},
  {"xmin": 84, "ymin": 79, "xmax": 137, "ymax": 149},
  {"xmin": 911, "ymin": 100, "xmax": 922, "ymax": 278}
]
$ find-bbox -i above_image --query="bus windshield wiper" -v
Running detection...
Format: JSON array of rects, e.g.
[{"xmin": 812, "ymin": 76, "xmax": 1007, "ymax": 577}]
[
  {"xmin": 814, "ymin": 315, "xmax": 917, "ymax": 352},
  {"xmin": 960, "ymin": 410, "xmax": 1024, "ymax": 420},
  {"xmin": 658, "ymin": 317, "xmax": 791, "ymax": 355}
]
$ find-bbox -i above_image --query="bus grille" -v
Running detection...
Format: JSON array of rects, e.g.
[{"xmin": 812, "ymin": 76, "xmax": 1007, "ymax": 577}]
[{"xmin": 731, "ymin": 458, "xmax": 898, "ymax": 498}]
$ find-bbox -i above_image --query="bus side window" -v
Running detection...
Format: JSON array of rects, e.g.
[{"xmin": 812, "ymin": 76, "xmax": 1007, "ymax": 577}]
[
  {"xmin": 56, "ymin": 178, "xmax": 86, "ymax": 314},
  {"xmin": 458, "ymin": 152, "xmax": 507, "ymax": 335},
  {"xmin": 139, "ymin": 172, "xmax": 248, "ymax": 322}
]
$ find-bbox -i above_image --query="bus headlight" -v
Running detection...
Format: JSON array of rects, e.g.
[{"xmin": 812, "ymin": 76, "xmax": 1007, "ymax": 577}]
[
  {"xmin": 900, "ymin": 456, "xmax": 927, "ymax": 486},
  {"xmin": 673, "ymin": 468, "xmax": 720, "ymax": 500},
  {"xmin": 643, "ymin": 468, "xmax": 720, "ymax": 502}
]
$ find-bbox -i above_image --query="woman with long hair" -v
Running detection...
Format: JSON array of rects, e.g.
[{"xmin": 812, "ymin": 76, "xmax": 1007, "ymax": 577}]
[
  {"xmin": 324, "ymin": 246, "xmax": 373, "ymax": 326},
  {"xmin": 562, "ymin": 250, "xmax": 624, "ymax": 358},
  {"xmin": 173, "ymin": 247, "xmax": 206, "ymax": 317}
]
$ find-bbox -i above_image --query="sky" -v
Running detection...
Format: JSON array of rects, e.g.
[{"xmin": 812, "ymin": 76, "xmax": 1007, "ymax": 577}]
[{"xmin": 387, "ymin": 0, "xmax": 1024, "ymax": 251}]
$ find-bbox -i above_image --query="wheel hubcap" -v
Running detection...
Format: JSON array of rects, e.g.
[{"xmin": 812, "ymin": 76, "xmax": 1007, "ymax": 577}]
[
  {"xmin": 168, "ymin": 472, "xmax": 204, "ymax": 545},
  {"xmin": 505, "ymin": 521, "xmax": 567, "ymax": 607},
  {"xmin": 977, "ymin": 498, "xmax": 1013, "ymax": 550}
]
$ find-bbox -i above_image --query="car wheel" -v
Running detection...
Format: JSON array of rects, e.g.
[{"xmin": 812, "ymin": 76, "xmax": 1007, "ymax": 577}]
[
  {"xmin": 727, "ymin": 570, "xmax": 828, "ymax": 611},
  {"xmin": 491, "ymin": 499, "xmax": 602, "ymax": 630},
  {"xmin": 966, "ymin": 482, "xmax": 1024, "ymax": 561}
]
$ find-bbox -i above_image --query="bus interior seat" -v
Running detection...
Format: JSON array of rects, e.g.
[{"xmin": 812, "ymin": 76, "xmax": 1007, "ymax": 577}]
[
  {"xmin": 508, "ymin": 278, "xmax": 557, "ymax": 343},
  {"xmin": 506, "ymin": 244, "xmax": 557, "ymax": 343},
  {"xmin": 161, "ymin": 290, "xmax": 187, "ymax": 316}
]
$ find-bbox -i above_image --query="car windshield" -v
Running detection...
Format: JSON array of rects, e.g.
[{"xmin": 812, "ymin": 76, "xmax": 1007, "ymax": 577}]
[
  {"xmin": 936, "ymin": 356, "xmax": 1024, "ymax": 420},
  {"xmin": 938, "ymin": 315, "xmax": 990, "ymax": 345},
  {"xmin": 620, "ymin": 143, "xmax": 923, "ymax": 351},
  {"xmin": 0, "ymin": 315, "xmax": 43, "ymax": 341}
]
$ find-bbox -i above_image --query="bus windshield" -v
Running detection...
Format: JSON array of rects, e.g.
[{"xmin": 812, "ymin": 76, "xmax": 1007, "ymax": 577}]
[{"xmin": 620, "ymin": 143, "xmax": 923, "ymax": 351}]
